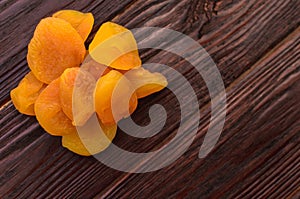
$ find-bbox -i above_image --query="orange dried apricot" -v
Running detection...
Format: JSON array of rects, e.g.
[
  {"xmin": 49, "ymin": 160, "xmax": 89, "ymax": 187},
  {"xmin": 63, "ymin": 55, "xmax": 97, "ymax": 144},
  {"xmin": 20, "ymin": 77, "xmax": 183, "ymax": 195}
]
[
  {"xmin": 59, "ymin": 67, "xmax": 96, "ymax": 126},
  {"xmin": 81, "ymin": 58, "xmax": 111, "ymax": 80},
  {"xmin": 94, "ymin": 70, "xmax": 138, "ymax": 125},
  {"xmin": 27, "ymin": 17, "xmax": 86, "ymax": 84},
  {"xmin": 124, "ymin": 67, "xmax": 168, "ymax": 98},
  {"xmin": 62, "ymin": 116, "xmax": 117, "ymax": 156},
  {"xmin": 53, "ymin": 10, "xmax": 94, "ymax": 42},
  {"xmin": 89, "ymin": 22, "xmax": 141, "ymax": 70},
  {"xmin": 11, "ymin": 10, "xmax": 170, "ymax": 156},
  {"xmin": 10, "ymin": 72, "xmax": 46, "ymax": 116},
  {"xmin": 35, "ymin": 78, "xmax": 76, "ymax": 136}
]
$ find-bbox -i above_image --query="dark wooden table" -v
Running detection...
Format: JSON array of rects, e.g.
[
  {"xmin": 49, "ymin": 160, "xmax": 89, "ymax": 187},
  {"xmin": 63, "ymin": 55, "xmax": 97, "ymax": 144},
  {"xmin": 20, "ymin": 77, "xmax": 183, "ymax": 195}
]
[{"xmin": 1, "ymin": 0, "xmax": 299, "ymax": 198}]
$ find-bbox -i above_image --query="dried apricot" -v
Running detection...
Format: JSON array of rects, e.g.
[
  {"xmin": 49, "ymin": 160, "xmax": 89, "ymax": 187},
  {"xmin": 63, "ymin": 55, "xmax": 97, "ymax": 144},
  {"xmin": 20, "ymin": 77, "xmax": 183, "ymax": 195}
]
[
  {"xmin": 62, "ymin": 115, "xmax": 117, "ymax": 156},
  {"xmin": 35, "ymin": 79, "xmax": 76, "ymax": 136},
  {"xmin": 94, "ymin": 70, "xmax": 138, "ymax": 125},
  {"xmin": 11, "ymin": 10, "xmax": 171, "ymax": 156},
  {"xmin": 59, "ymin": 67, "xmax": 96, "ymax": 126},
  {"xmin": 10, "ymin": 72, "xmax": 46, "ymax": 116},
  {"xmin": 124, "ymin": 67, "xmax": 168, "ymax": 98},
  {"xmin": 53, "ymin": 10, "xmax": 94, "ymax": 42},
  {"xmin": 89, "ymin": 22, "xmax": 141, "ymax": 70},
  {"xmin": 27, "ymin": 17, "xmax": 86, "ymax": 84},
  {"xmin": 81, "ymin": 58, "xmax": 111, "ymax": 80}
]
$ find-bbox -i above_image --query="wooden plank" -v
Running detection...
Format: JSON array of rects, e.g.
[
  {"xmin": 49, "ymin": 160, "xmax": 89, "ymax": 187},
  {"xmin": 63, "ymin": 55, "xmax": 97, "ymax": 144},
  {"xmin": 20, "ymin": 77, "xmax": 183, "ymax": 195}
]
[
  {"xmin": 0, "ymin": 0, "xmax": 299, "ymax": 198},
  {"xmin": 95, "ymin": 27, "xmax": 300, "ymax": 199}
]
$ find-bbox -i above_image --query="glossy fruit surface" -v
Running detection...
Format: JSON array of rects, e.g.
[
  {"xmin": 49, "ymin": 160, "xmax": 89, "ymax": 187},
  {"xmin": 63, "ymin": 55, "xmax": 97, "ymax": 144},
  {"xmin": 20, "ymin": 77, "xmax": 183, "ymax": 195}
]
[
  {"xmin": 89, "ymin": 22, "xmax": 141, "ymax": 70},
  {"xmin": 59, "ymin": 67, "xmax": 96, "ymax": 126},
  {"xmin": 27, "ymin": 17, "xmax": 86, "ymax": 84},
  {"xmin": 62, "ymin": 116, "xmax": 117, "ymax": 156},
  {"xmin": 35, "ymin": 79, "xmax": 76, "ymax": 136},
  {"xmin": 94, "ymin": 70, "xmax": 138, "ymax": 125},
  {"xmin": 53, "ymin": 10, "xmax": 94, "ymax": 41},
  {"xmin": 10, "ymin": 72, "xmax": 46, "ymax": 115}
]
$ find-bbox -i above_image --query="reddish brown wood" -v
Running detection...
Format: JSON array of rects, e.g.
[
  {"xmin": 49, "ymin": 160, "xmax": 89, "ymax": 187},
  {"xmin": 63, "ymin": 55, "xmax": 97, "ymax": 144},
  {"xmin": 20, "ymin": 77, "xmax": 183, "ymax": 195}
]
[
  {"xmin": 98, "ymin": 28, "xmax": 300, "ymax": 199},
  {"xmin": 0, "ymin": 0, "xmax": 299, "ymax": 198}
]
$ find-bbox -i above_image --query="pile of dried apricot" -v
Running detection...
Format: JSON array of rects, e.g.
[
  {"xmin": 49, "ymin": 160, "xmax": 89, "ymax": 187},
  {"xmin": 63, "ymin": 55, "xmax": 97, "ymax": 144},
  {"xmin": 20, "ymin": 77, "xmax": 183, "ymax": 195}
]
[{"xmin": 10, "ymin": 10, "xmax": 167, "ymax": 156}]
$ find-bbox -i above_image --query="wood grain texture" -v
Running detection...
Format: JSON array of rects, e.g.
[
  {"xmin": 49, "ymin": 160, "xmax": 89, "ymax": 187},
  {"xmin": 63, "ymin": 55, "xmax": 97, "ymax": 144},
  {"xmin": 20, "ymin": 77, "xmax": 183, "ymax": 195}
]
[
  {"xmin": 1, "ymin": 0, "xmax": 300, "ymax": 198},
  {"xmin": 97, "ymin": 27, "xmax": 300, "ymax": 198}
]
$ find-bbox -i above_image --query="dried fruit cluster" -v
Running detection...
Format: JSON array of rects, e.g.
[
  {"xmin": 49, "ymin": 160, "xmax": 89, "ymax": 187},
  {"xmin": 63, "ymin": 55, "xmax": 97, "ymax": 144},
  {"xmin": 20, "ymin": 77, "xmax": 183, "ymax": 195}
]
[{"xmin": 10, "ymin": 10, "xmax": 167, "ymax": 156}]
